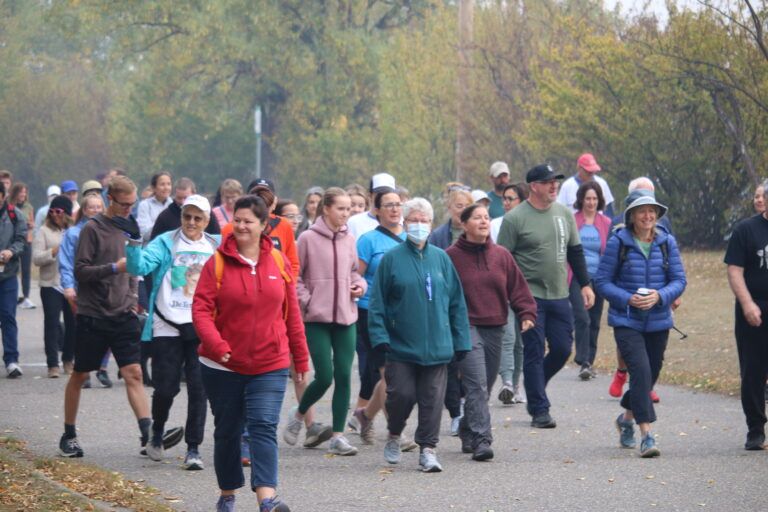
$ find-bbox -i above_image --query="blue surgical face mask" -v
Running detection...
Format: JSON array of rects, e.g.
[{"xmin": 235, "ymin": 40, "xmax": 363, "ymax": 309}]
[{"xmin": 406, "ymin": 222, "xmax": 431, "ymax": 244}]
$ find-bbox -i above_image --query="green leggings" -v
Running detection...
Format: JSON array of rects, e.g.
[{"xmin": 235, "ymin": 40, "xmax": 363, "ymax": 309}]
[{"xmin": 298, "ymin": 322, "xmax": 356, "ymax": 432}]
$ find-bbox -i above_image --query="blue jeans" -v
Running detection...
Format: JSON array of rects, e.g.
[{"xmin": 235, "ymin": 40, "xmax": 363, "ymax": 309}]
[
  {"xmin": 522, "ymin": 298, "xmax": 573, "ymax": 416},
  {"xmin": 201, "ymin": 366, "xmax": 288, "ymax": 491},
  {"xmin": 0, "ymin": 277, "xmax": 19, "ymax": 367},
  {"xmin": 498, "ymin": 310, "xmax": 523, "ymax": 387}
]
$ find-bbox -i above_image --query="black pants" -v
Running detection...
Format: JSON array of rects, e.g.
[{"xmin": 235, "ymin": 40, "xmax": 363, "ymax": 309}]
[
  {"xmin": 151, "ymin": 336, "xmax": 207, "ymax": 447},
  {"xmin": 355, "ymin": 309, "xmax": 380, "ymax": 400},
  {"xmin": 735, "ymin": 301, "xmax": 768, "ymax": 434},
  {"xmin": 444, "ymin": 360, "xmax": 463, "ymax": 418},
  {"xmin": 20, "ymin": 241, "xmax": 32, "ymax": 299},
  {"xmin": 40, "ymin": 287, "xmax": 75, "ymax": 368},
  {"xmin": 571, "ymin": 279, "xmax": 605, "ymax": 366},
  {"xmin": 385, "ymin": 360, "xmax": 447, "ymax": 449},
  {"xmin": 614, "ymin": 327, "xmax": 669, "ymax": 424}
]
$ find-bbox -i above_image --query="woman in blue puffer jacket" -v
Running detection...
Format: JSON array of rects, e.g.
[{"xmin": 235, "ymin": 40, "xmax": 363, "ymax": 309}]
[{"xmin": 595, "ymin": 195, "xmax": 686, "ymax": 459}]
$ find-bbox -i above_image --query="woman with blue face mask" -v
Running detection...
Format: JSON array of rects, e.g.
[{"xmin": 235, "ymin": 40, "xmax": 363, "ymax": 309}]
[{"xmin": 367, "ymin": 197, "xmax": 471, "ymax": 474}]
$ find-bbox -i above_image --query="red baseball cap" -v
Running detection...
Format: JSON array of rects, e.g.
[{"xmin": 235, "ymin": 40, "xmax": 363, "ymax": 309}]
[{"xmin": 577, "ymin": 153, "xmax": 601, "ymax": 172}]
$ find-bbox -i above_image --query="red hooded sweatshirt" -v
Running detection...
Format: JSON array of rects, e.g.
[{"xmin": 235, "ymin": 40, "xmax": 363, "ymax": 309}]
[{"xmin": 193, "ymin": 232, "xmax": 309, "ymax": 375}]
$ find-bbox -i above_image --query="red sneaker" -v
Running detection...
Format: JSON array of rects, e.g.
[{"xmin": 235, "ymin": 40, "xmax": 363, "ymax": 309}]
[
  {"xmin": 609, "ymin": 370, "xmax": 628, "ymax": 397},
  {"xmin": 650, "ymin": 390, "xmax": 660, "ymax": 403}
]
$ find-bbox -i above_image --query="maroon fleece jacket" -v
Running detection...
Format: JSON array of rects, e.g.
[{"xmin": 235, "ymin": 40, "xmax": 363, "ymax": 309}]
[{"xmin": 446, "ymin": 235, "xmax": 537, "ymax": 327}]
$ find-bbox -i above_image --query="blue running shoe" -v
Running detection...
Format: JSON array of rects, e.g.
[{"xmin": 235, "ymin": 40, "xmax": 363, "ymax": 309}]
[
  {"xmin": 640, "ymin": 433, "xmax": 660, "ymax": 458},
  {"xmin": 615, "ymin": 413, "xmax": 636, "ymax": 449}
]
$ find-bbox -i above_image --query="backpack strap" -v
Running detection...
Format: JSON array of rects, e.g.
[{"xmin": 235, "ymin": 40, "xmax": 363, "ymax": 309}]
[
  {"xmin": 214, "ymin": 251, "xmax": 224, "ymax": 290},
  {"xmin": 4, "ymin": 204, "xmax": 17, "ymax": 225}
]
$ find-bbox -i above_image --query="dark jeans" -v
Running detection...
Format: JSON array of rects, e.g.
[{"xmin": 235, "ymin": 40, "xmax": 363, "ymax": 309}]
[
  {"xmin": 20, "ymin": 241, "xmax": 31, "ymax": 298},
  {"xmin": 735, "ymin": 301, "xmax": 768, "ymax": 434},
  {"xmin": 355, "ymin": 308, "xmax": 380, "ymax": 400},
  {"xmin": 385, "ymin": 360, "xmax": 447, "ymax": 449},
  {"xmin": 522, "ymin": 298, "xmax": 573, "ymax": 416},
  {"xmin": 570, "ymin": 279, "xmax": 605, "ymax": 366},
  {"xmin": 614, "ymin": 327, "xmax": 669, "ymax": 424},
  {"xmin": 40, "ymin": 287, "xmax": 75, "ymax": 368},
  {"xmin": 151, "ymin": 336, "xmax": 207, "ymax": 447},
  {"xmin": 458, "ymin": 325, "xmax": 503, "ymax": 448},
  {"xmin": 202, "ymin": 366, "xmax": 288, "ymax": 491},
  {"xmin": 0, "ymin": 277, "xmax": 19, "ymax": 366}
]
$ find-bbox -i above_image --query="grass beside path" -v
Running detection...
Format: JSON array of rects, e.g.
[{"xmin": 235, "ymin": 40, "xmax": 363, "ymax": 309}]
[
  {"xmin": 593, "ymin": 249, "xmax": 740, "ymax": 395},
  {"xmin": 0, "ymin": 436, "xmax": 177, "ymax": 512}
]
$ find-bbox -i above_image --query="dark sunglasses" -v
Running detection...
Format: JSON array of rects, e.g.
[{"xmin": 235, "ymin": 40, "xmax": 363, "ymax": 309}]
[
  {"xmin": 110, "ymin": 197, "xmax": 137, "ymax": 208},
  {"xmin": 49, "ymin": 208, "xmax": 66, "ymax": 215},
  {"xmin": 182, "ymin": 213, "xmax": 206, "ymax": 223}
]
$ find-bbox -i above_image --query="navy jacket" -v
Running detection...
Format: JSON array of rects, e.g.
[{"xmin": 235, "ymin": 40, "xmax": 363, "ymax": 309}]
[{"xmin": 594, "ymin": 227, "xmax": 686, "ymax": 332}]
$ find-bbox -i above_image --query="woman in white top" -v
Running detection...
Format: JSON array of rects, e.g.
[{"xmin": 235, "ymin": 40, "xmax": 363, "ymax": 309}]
[{"xmin": 136, "ymin": 171, "xmax": 173, "ymax": 243}]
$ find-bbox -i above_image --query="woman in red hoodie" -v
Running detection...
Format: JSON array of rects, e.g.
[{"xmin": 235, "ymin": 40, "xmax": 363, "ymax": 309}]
[
  {"xmin": 193, "ymin": 195, "xmax": 308, "ymax": 512},
  {"xmin": 282, "ymin": 187, "xmax": 366, "ymax": 456},
  {"xmin": 445, "ymin": 204, "xmax": 537, "ymax": 462}
]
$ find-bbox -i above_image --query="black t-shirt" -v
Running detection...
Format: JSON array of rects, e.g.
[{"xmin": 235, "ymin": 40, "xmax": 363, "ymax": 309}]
[{"xmin": 724, "ymin": 213, "xmax": 768, "ymax": 300}]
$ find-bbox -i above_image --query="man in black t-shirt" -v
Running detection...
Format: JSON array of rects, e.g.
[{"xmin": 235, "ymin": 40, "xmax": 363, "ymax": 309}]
[{"xmin": 724, "ymin": 180, "xmax": 768, "ymax": 451}]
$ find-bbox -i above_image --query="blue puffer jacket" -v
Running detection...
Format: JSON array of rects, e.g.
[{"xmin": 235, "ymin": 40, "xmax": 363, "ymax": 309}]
[{"xmin": 594, "ymin": 227, "xmax": 686, "ymax": 332}]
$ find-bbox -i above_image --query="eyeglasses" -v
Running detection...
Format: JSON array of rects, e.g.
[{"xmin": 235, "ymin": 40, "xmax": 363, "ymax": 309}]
[
  {"xmin": 182, "ymin": 213, "xmax": 205, "ymax": 223},
  {"xmin": 503, "ymin": 195, "xmax": 519, "ymax": 202},
  {"xmin": 283, "ymin": 214, "xmax": 304, "ymax": 222},
  {"xmin": 110, "ymin": 197, "xmax": 137, "ymax": 209},
  {"xmin": 49, "ymin": 208, "xmax": 66, "ymax": 215},
  {"xmin": 381, "ymin": 203, "xmax": 402, "ymax": 210}
]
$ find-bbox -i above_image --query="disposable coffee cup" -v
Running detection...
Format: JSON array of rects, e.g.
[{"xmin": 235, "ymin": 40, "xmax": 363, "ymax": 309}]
[{"xmin": 637, "ymin": 287, "xmax": 651, "ymax": 296}]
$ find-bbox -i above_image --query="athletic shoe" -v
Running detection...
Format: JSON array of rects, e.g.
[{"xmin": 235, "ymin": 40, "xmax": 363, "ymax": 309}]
[
  {"xmin": 303, "ymin": 422, "xmax": 333, "ymax": 448},
  {"xmin": 745, "ymin": 430, "xmax": 766, "ymax": 451},
  {"xmin": 640, "ymin": 433, "xmax": 660, "ymax": 458},
  {"xmin": 609, "ymin": 369, "xmax": 627, "ymax": 397},
  {"xmin": 472, "ymin": 441, "xmax": 494, "ymax": 461},
  {"xmin": 450, "ymin": 416, "xmax": 461, "ymax": 436},
  {"xmin": 140, "ymin": 426, "xmax": 184, "ymax": 456},
  {"xmin": 589, "ymin": 366, "xmax": 598, "ymax": 379},
  {"xmin": 82, "ymin": 375, "xmax": 92, "ymax": 389},
  {"xmin": 530, "ymin": 412, "xmax": 557, "ymax": 429},
  {"xmin": 328, "ymin": 435, "xmax": 358, "ymax": 456},
  {"xmin": 283, "ymin": 415, "xmax": 303, "ymax": 446},
  {"xmin": 96, "ymin": 369, "xmax": 113, "ymax": 388},
  {"xmin": 260, "ymin": 495, "xmax": 291, "ymax": 512},
  {"xmin": 6, "ymin": 362, "xmax": 22, "ymax": 378},
  {"xmin": 461, "ymin": 436, "xmax": 473, "ymax": 454},
  {"xmin": 19, "ymin": 298, "xmax": 36, "ymax": 309},
  {"xmin": 498, "ymin": 382, "xmax": 515, "ymax": 405},
  {"xmin": 47, "ymin": 367, "xmax": 60, "ymax": 378},
  {"xmin": 146, "ymin": 435, "xmax": 164, "ymax": 461},
  {"xmin": 512, "ymin": 386, "xmax": 526, "ymax": 403},
  {"xmin": 59, "ymin": 434, "xmax": 84, "ymax": 458},
  {"xmin": 418, "ymin": 448, "xmax": 443, "ymax": 473},
  {"xmin": 353, "ymin": 408, "xmax": 374, "ymax": 445},
  {"xmin": 63, "ymin": 361, "xmax": 74, "ymax": 375},
  {"xmin": 615, "ymin": 413, "xmax": 636, "ymax": 449},
  {"xmin": 216, "ymin": 495, "xmax": 235, "ymax": 512},
  {"xmin": 579, "ymin": 364, "xmax": 592, "ymax": 381},
  {"xmin": 384, "ymin": 436, "xmax": 401, "ymax": 464},
  {"xmin": 399, "ymin": 435, "xmax": 418, "ymax": 452},
  {"xmin": 183, "ymin": 449, "xmax": 204, "ymax": 470},
  {"xmin": 347, "ymin": 414, "xmax": 360, "ymax": 433},
  {"xmin": 650, "ymin": 390, "xmax": 660, "ymax": 403}
]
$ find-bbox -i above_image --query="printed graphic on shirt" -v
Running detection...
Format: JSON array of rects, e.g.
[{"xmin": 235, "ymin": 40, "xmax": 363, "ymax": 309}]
[
  {"xmin": 759, "ymin": 244, "xmax": 768, "ymax": 269},
  {"xmin": 553, "ymin": 216, "xmax": 568, "ymax": 263},
  {"xmin": 169, "ymin": 251, "xmax": 209, "ymax": 309}
]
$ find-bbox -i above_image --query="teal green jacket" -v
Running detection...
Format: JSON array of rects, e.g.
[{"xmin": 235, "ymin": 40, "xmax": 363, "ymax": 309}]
[
  {"xmin": 368, "ymin": 239, "xmax": 471, "ymax": 365},
  {"xmin": 126, "ymin": 229, "xmax": 220, "ymax": 341}
]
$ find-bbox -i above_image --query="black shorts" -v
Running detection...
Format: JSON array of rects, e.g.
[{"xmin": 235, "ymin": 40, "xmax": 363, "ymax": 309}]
[{"xmin": 73, "ymin": 314, "xmax": 142, "ymax": 373}]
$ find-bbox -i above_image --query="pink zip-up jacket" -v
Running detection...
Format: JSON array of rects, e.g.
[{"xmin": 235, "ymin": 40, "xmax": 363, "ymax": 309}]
[{"xmin": 296, "ymin": 215, "xmax": 366, "ymax": 326}]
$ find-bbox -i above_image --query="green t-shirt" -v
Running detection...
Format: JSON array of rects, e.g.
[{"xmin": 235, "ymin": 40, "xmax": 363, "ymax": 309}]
[
  {"xmin": 497, "ymin": 200, "xmax": 581, "ymax": 300},
  {"xmin": 487, "ymin": 190, "xmax": 505, "ymax": 219},
  {"xmin": 634, "ymin": 238, "xmax": 652, "ymax": 259}
]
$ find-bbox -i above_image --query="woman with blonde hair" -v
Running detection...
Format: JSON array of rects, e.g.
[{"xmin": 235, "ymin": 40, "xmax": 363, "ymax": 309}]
[{"xmin": 212, "ymin": 179, "xmax": 243, "ymax": 227}]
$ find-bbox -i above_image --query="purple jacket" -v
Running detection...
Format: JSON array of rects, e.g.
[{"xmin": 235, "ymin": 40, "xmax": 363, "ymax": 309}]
[{"xmin": 296, "ymin": 216, "xmax": 367, "ymax": 326}]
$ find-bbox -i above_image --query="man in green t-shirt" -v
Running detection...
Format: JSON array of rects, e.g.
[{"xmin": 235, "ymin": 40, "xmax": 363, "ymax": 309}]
[{"xmin": 497, "ymin": 164, "xmax": 594, "ymax": 429}]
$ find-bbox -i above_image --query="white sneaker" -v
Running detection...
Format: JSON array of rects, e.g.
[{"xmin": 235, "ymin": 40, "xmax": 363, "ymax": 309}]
[
  {"xmin": 20, "ymin": 298, "xmax": 36, "ymax": 309},
  {"xmin": 419, "ymin": 447, "xmax": 443, "ymax": 473},
  {"xmin": 450, "ymin": 416, "xmax": 461, "ymax": 436},
  {"xmin": 513, "ymin": 386, "xmax": 527, "ymax": 404},
  {"xmin": 6, "ymin": 362, "xmax": 22, "ymax": 378},
  {"xmin": 283, "ymin": 416, "xmax": 303, "ymax": 446},
  {"xmin": 328, "ymin": 435, "xmax": 358, "ymax": 456}
]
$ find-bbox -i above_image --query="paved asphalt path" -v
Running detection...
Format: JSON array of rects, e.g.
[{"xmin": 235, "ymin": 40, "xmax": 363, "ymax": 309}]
[{"xmin": 2, "ymin": 285, "xmax": 765, "ymax": 511}]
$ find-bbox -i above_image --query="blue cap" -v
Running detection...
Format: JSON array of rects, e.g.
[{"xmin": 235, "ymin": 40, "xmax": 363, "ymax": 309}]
[{"xmin": 60, "ymin": 180, "xmax": 79, "ymax": 193}]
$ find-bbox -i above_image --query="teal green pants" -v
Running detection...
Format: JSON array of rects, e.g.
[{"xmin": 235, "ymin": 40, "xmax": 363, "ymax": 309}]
[{"xmin": 298, "ymin": 322, "xmax": 356, "ymax": 432}]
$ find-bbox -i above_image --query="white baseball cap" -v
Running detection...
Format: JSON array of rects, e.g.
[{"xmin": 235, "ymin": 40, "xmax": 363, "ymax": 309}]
[
  {"xmin": 46, "ymin": 185, "xmax": 61, "ymax": 198},
  {"xmin": 370, "ymin": 172, "xmax": 396, "ymax": 193},
  {"xmin": 471, "ymin": 189, "xmax": 490, "ymax": 204},
  {"xmin": 489, "ymin": 161, "xmax": 510, "ymax": 178},
  {"xmin": 182, "ymin": 194, "xmax": 211, "ymax": 215}
]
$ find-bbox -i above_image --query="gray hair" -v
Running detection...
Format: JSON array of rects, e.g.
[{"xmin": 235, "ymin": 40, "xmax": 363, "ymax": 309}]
[
  {"xmin": 402, "ymin": 197, "xmax": 434, "ymax": 223},
  {"xmin": 628, "ymin": 177, "xmax": 654, "ymax": 193}
]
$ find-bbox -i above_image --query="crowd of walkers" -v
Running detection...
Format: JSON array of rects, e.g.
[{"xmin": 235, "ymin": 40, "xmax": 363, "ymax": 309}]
[{"xmin": 2, "ymin": 154, "xmax": 767, "ymax": 512}]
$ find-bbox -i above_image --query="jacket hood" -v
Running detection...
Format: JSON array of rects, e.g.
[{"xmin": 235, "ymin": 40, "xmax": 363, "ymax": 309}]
[{"xmin": 309, "ymin": 215, "xmax": 349, "ymax": 240}]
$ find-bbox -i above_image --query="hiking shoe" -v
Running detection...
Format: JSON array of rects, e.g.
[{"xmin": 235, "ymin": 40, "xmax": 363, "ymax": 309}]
[
  {"xmin": 399, "ymin": 435, "xmax": 418, "ymax": 452},
  {"xmin": 640, "ymin": 433, "xmax": 660, "ymax": 458},
  {"xmin": 283, "ymin": 415, "xmax": 303, "ymax": 446},
  {"xmin": 450, "ymin": 416, "xmax": 461, "ymax": 436},
  {"xmin": 609, "ymin": 369, "xmax": 627, "ymax": 397},
  {"xmin": 47, "ymin": 367, "xmax": 60, "ymax": 378},
  {"xmin": 419, "ymin": 448, "xmax": 443, "ymax": 473},
  {"xmin": 472, "ymin": 441, "xmax": 494, "ymax": 461},
  {"xmin": 20, "ymin": 298, "xmax": 36, "ymax": 309},
  {"xmin": 59, "ymin": 434, "xmax": 84, "ymax": 458},
  {"xmin": 384, "ymin": 436, "xmax": 401, "ymax": 464},
  {"xmin": 745, "ymin": 430, "xmax": 766, "ymax": 451},
  {"xmin": 6, "ymin": 362, "xmax": 22, "ymax": 378},
  {"xmin": 96, "ymin": 369, "xmax": 112, "ymax": 388},
  {"xmin": 579, "ymin": 364, "xmax": 592, "ymax": 381},
  {"xmin": 347, "ymin": 414, "xmax": 360, "ymax": 433},
  {"xmin": 82, "ymin": 375, "xmax": 92, "ymax": 389},
  {"xmin": 216, "ymin": 495, "xmax": 235, "ymax": 512},
  {"xmin": 146, "ymin": 435, "xmax": 164, "ymax": 461},
  {"xmin": 615, "ymin": 413, "xmax": 636, "ymax": 449},
  {"xmin": 303, "ymin": 422, "xmax": 333, "ymax": 448},
  {"xmin": 140, "ymin": 426, "xmax": 184, "ymax": 456},
  {"xmin": 260, "ymin": 495, "xmax": 290, "ymax": 512},
  {"xmin": 498, "ymin": 382, "xmax": 515, "ymax": 405},
  {"xmin": 650, "ymin": 390, "xmax": 660, "ymax": 403},
  {"xmin": 531, "ymin": 412, "xmax": 557, "ymax": 429},
  {"xmin": 183, "ymin": 449, "xmax": 204, "ymax": 470},
  {"xmin": 328, "ymin": 435, "xmax": 358, "ymax": 456},
  {"xmin": 353, "ymin": 408, "xmax": 374, "ymax": 444}
]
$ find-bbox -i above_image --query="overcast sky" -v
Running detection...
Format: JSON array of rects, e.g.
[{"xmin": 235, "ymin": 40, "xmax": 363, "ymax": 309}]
[{"xmin": 604, "ymin": 0, "xmax": 703, "ymax": 24}]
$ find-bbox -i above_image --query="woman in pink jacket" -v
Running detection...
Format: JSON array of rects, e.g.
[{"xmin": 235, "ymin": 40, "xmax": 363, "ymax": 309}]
[{"xmin": 282, "ymin": 188, "xmax": 366, "ymax": 456}]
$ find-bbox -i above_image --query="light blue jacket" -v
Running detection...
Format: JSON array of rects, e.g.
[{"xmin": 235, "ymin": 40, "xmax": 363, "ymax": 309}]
[
  {"xmin": 126, "ymin": 229, "xmax": 219, "ymax": 341},
  {"xmin": 58, "ymin": 219, "xmax": 86, "ymax": 290}
]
